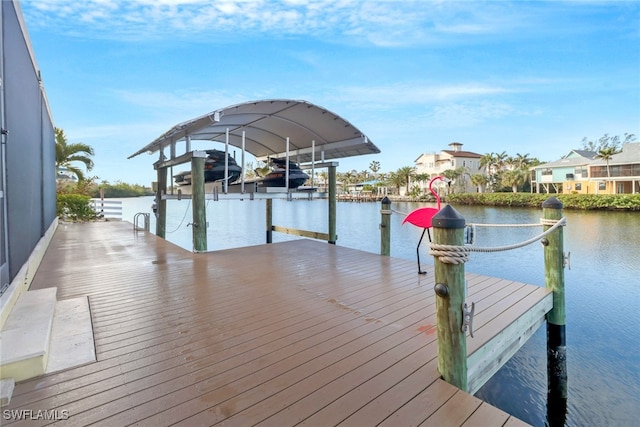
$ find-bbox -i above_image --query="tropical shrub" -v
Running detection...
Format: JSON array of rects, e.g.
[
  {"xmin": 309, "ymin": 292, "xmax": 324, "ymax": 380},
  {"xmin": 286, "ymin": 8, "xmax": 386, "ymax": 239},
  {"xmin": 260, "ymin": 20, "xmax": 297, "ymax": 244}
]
[
  {"xmin": 57, "ymin": 194, "xmax": 96, "ymax": 221},
  {"xmin": 91, "ymin": 181, "xmax": 153, "ymax": 198}
]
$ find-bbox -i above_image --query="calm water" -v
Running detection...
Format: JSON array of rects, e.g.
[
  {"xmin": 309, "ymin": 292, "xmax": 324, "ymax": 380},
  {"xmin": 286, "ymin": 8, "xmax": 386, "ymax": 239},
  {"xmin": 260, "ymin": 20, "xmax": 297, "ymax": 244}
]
[{"xmin": 119, "ymin": 196, "xmax": 639, "ymax": 427}]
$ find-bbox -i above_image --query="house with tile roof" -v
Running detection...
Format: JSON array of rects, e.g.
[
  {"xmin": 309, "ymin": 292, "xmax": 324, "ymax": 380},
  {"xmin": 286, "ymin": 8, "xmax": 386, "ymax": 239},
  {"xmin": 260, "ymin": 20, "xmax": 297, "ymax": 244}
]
[
  {"xmin": 531, "ymin": 143, "xmax": 640, "ymax": 194},
  {"xmin": 414, "ymin": 142, "xmax": 483, "ymax": 194}
]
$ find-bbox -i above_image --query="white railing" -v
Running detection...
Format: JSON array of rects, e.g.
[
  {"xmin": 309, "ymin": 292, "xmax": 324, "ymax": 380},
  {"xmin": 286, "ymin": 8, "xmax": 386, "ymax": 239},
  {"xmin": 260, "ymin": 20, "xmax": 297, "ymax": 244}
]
[{"xmin": 90, "ymin": 199, "xmax": 122, "ymax": 220}]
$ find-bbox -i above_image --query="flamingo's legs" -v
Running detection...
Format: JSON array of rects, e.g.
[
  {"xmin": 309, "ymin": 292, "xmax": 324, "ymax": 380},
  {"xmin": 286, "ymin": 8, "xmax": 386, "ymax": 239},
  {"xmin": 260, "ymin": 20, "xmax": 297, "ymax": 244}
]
[{"xmin": 416, "ymin": 227, "xmax": 432, "ymax": 275}]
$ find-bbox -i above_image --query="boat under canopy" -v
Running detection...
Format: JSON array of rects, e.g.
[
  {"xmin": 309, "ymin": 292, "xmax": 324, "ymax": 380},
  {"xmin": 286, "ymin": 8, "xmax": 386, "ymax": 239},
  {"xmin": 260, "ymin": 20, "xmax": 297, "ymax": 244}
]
[{"xmin": 128, "ymin": 99, "xmax": 380, "ymax": 164}]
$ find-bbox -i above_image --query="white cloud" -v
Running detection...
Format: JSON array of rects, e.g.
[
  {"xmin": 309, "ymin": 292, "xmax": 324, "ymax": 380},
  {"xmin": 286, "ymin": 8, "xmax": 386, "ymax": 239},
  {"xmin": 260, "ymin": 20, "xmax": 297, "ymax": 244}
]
[{"xmin": 21, "ymin": 0, "xmax": 548, "ymax": 46}]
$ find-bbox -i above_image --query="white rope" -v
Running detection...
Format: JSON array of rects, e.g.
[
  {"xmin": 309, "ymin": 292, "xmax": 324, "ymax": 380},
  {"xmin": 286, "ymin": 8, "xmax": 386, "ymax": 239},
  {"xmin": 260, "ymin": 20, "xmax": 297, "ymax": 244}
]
[
  {"xmin": 391, "ymin": 208, "xmax": 407, "ymax": 216},
  {"xmin": 469, "ymin": 222, "xmax": 539, "ymax": 227},
  {"xmin": 429, "ymin": 245, "xmax": 470, "ymax": 264},
  {"xmin": 430, "ymin": 217, "xmax": 566, "ymax": 262},
  {"xmin": 166, "ymin": 200, "xmax": 191, "ymax": 233},
  {"xmin": 470, "ymin": 218, "xmax": 566, "ymax": 228},
  {"xmin": 467, "ymin": 217, "xmax": 565, "ymax": 252}
]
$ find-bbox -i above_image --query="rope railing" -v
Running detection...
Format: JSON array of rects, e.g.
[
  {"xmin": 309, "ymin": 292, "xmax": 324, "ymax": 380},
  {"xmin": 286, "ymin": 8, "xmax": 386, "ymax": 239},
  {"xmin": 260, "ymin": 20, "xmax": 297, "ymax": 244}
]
[
  {"xmin": 429, "ymin": 217, "xmax": 566, "ymax": 263},
  {"xmin": 391, "ymin": 208, "xmax": 408, "ymax": 216},
  {"xmin": 468, "ymin": 222, "xmax": 540, "ymax": 227}
]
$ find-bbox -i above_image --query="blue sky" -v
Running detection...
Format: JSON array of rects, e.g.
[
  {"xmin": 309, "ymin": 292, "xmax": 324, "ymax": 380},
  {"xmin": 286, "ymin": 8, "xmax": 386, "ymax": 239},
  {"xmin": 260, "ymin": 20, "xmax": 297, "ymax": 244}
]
[{"xmin": 21, "ymin": 0, "xmax": 640, "ymax": 185}]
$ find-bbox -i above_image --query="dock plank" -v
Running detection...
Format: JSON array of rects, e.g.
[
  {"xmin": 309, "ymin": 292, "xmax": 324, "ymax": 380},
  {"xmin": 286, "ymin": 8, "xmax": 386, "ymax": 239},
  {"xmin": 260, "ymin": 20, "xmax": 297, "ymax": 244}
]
[{"xmin": 4, "ymin": 221, "xmax": 538, "ymax": 426}]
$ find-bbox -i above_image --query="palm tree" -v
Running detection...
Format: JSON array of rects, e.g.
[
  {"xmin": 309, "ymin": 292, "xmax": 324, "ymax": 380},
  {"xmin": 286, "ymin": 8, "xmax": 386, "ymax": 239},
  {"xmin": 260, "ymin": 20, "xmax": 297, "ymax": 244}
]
[
  {"xmin": 396, "ymin": 166, "xmax": 415, "ymax": 195},
  {"xmin": 385, "ymin": 172, "xmax": 403, "ymax": 195},
  {"xmin": 318, "ymin": 170, "xmax": 328, "ymax": 187},
  {"xmin": 470, "ymin": 174, "xmax": 488, "ymax": 193},
  {"xmin": 441, "ymin": 168, "xmax": 466, "ymax": 194},
  {"xmin": 55, "ymin": 128, "xmax": 94, "ymax": 181},
  {"xmin": 343, "ymin": 170, "xmax": 355, "ymax": 185},
  {"xmin": 502, "ymin": 169, "xmax": 527, "ymax": 193},
  {"xmin": 479, "ymin": 153, "xmax": 494, "ymax": 175},
  {"xmin": 596, "ymin": 147, "xmax": 617, "ymax": 178},
  {"xmin": 413, "ymin": 173, "xmax": 430, "ymax": 194},
  {"xmin": 480, "ymin": 152, "xmax": 503, "ymax": 192},
  {"xmin": 369, "ymin": 160, "xmax": 380, "ymax": 177},
  {"xmin": 512, "ymin": 153, "xmax": 532, "ymax": 170},
  {"xmin": 494, "ymin": 151, "xmax": 508, "ymax": 171}
]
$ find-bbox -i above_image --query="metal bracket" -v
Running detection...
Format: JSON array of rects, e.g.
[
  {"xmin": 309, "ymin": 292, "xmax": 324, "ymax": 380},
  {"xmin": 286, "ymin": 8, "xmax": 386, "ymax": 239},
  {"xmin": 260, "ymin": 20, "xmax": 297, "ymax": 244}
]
[
  {"xmin": 462, "ymin": 302, "xmax": 475, "ymax": 338},
  {"xmin": 564, "ymin": 251, "xmax": 571, "ymax": 270},
  {"xmin": 464, "ymin": 224, "xmax": 475, "ymax": 245}
]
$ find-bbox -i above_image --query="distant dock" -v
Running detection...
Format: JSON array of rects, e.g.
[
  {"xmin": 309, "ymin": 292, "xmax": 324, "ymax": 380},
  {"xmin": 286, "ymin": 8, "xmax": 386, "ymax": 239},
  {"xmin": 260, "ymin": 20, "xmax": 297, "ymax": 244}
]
[{"xmin": 6, "ymin": 221, "xmax": 549, "ymax": 426}]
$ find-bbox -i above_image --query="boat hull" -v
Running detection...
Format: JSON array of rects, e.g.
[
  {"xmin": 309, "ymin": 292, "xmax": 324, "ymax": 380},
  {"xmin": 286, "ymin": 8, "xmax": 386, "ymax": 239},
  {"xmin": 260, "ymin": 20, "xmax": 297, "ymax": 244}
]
[
  {"xmin": 174, "ymin": 149, "xmax": 243, "ymax": 185},
  {"xmin": 260, "ymin": 170, "xmax": 309, "ymax": 188},
  {"xmin": 204, "ymin": 165, "xmax": 242, "ymax": 183}
]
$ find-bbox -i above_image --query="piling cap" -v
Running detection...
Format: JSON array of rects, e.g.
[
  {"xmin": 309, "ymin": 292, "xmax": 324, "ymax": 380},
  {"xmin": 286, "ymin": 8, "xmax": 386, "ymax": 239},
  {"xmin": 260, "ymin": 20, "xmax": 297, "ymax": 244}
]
[
  {"xmin": 381, "ymin": 196, "xmax": 391, "ymax": 205},
  {"xmin": 542, "ymin": 196, "xmax": 563, "ymax": 209},
  {"xmin": 432, "ymin": 205, "xmax": 465, "ymax": 228}
]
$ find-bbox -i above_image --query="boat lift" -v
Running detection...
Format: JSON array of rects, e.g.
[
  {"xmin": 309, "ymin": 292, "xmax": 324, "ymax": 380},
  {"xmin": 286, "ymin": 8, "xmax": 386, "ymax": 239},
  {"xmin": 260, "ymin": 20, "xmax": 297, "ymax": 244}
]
[{"xmin": 128, "ymin": 99, "xmax": 380, "ymax": 252}]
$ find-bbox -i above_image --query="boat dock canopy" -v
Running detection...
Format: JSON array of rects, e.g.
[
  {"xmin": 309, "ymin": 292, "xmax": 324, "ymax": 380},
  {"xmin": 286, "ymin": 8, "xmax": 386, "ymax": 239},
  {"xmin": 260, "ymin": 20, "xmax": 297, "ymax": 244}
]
[{"xmin": 128, "ymin": 99, "xmax": 381, "ymax": 163}]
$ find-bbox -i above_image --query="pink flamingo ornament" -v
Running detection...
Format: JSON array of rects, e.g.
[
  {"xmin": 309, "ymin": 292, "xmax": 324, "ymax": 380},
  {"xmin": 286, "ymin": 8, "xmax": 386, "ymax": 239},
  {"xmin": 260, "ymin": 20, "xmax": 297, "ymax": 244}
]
[{"xmin": 402, "ymin": 175, "xmax": 446, "ymax": 274}]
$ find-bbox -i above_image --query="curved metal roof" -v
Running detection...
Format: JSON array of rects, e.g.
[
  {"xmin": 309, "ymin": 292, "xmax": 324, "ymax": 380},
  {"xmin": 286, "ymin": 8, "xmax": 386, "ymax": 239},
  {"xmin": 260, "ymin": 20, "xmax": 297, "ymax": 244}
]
[{"xmin": 128, "ymin": 99, "xmax": 380, "ymax": 163}]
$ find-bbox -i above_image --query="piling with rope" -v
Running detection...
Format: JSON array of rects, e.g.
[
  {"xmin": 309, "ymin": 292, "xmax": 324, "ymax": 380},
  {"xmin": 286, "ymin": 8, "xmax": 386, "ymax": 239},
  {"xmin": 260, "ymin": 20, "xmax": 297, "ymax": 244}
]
[
  {"xmin": 431, "ymin": 205, "xmax": 468, "ymax": 391},
  {"xmin": 542, "ymin": 196, "xmax": 567, "ymax": 425},
  {"xmin": 380, "ymin": 197, "xmax": 391, "ymax": 256}
]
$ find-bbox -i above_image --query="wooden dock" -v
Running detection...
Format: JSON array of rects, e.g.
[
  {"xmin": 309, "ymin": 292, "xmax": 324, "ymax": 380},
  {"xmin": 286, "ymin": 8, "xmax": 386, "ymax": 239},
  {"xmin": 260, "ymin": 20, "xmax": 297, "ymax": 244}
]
[{"xmin": 4, "ymin": 221, "xmax": 551, "ymax": 426}]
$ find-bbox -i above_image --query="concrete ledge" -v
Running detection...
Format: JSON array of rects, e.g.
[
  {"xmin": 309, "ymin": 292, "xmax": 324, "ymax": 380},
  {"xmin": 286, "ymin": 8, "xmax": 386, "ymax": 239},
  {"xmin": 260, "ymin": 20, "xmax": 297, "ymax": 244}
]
[
  {"xmin": 0, "ymin": 288, "xmax": 57, "ymax": 381},
  {"xmin": 45, "ymin": 297, "xmax": 96, "ymax": 374}
]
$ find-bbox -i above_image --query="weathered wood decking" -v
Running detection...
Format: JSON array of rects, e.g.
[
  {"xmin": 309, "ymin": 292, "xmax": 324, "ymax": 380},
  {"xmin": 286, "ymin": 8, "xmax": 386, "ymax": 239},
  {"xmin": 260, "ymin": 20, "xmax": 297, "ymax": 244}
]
[{"xmin": 4, "ymin": 221, "xmax": 546, "ymax": 426}]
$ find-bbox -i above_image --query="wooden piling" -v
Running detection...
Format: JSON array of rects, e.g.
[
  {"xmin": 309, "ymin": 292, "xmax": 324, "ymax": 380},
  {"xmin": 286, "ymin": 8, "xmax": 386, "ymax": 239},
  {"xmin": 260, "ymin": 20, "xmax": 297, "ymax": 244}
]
[
  {"xmin": 432, "ymin": 205, "xmax": 467, "ymax": 391},
  {"xmin": 266, "ymin": 198, "xmax": 273, "ymax": 244},
  {"xmin": 328, "ymin": 164, "xmax": 337, "ymax": 244},
  {"xmin": 191, "ymin": 155, "xmax": 207, "ymax": 252},
  {"xmin": 155, "ymin": 167, "xmax": 167, "ymax": 238},
  {"xmin": 542, "ymin": 196, "xmax": 567, "ymax": 425},
  {"xmin": 543, "ymin": 197, "xmax": 566, "ymax": 326},
  {"xmin": 380, "ymin": 197, "xmax": 391, "ymax": 256}
]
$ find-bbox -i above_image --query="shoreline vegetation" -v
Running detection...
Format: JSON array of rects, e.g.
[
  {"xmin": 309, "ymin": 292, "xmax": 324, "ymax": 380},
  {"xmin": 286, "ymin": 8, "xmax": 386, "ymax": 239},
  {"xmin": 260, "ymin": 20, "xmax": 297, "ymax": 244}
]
[
  {"xmin": 387, "ymin": 192, "xmax": 640, "ymax": 211},
  {"xmin": 57, "ymin": 179, "xmax": 640, "ymax": 221}
]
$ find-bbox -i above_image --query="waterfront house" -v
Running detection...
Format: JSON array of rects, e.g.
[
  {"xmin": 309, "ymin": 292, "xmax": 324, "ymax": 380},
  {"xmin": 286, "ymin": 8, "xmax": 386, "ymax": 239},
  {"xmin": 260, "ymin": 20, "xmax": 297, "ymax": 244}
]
[
  {"xmin": 414, "ymin": 142, "xmax": 483, "ymax": 193},
  {"xmin": 588, "ymin": 142, "xmax": 640, "ymax": 194},
  {"xmin": 530, "ymin": 149, "xmax": 597, "ymax": 194},
  {"xmin": 531, "ymin": 143, "xmax": 640, "ymax": 194}
]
